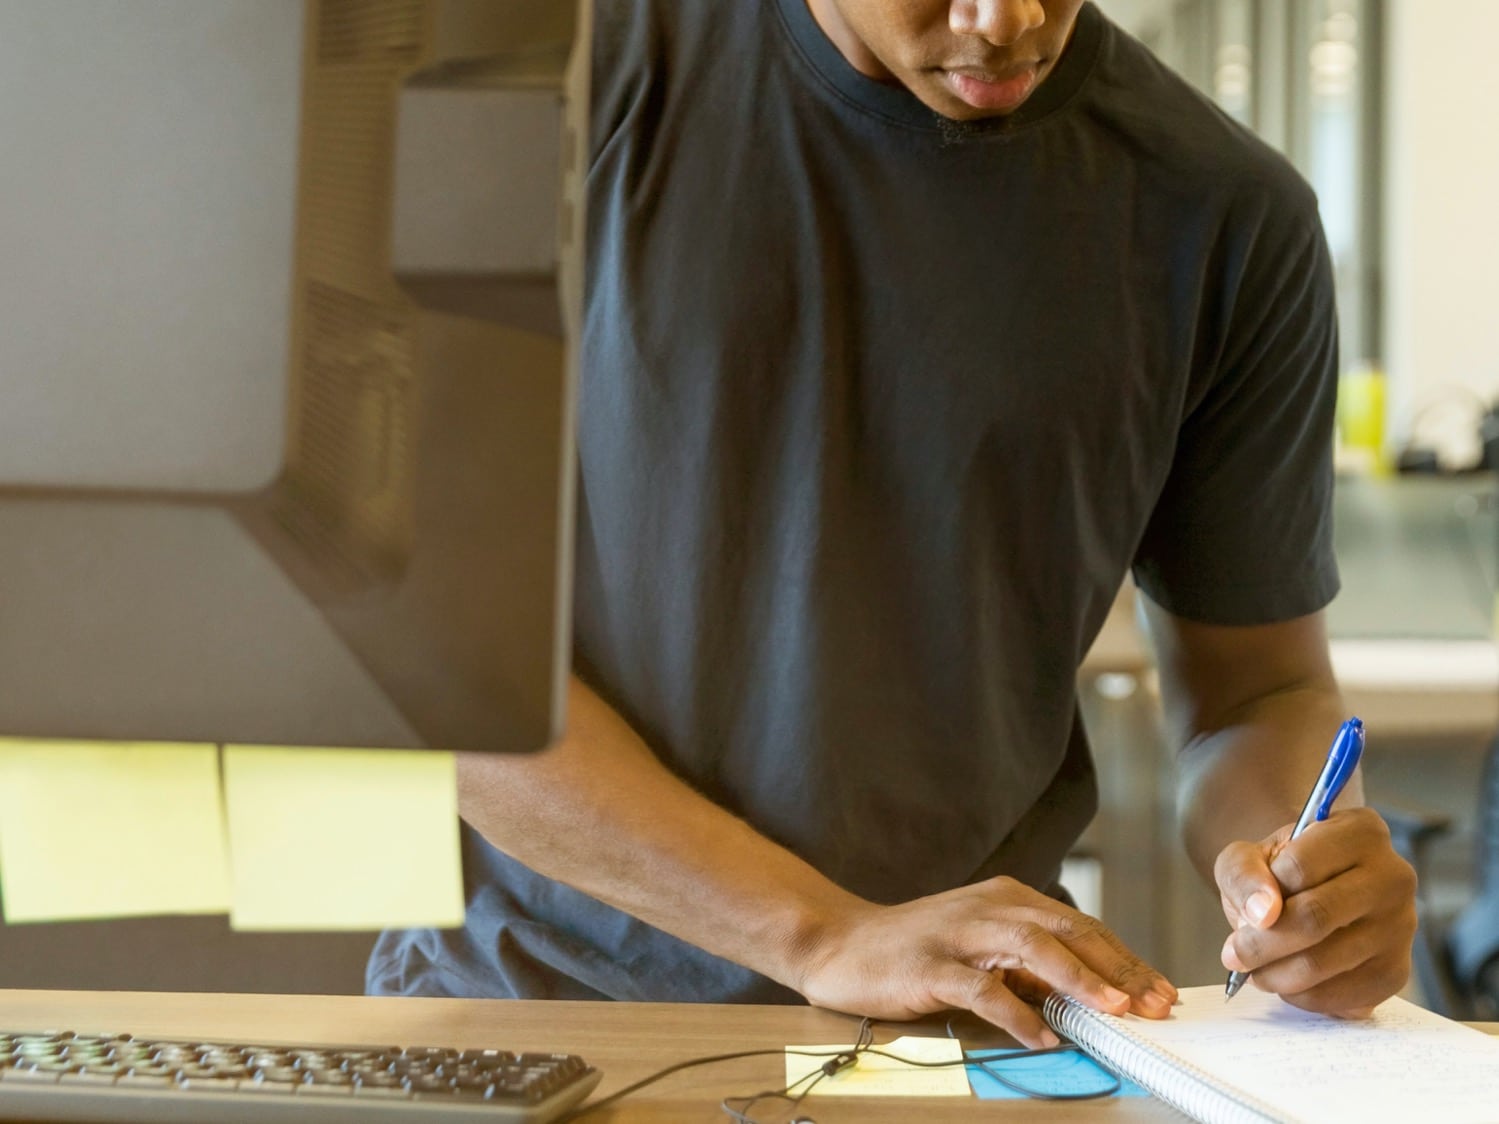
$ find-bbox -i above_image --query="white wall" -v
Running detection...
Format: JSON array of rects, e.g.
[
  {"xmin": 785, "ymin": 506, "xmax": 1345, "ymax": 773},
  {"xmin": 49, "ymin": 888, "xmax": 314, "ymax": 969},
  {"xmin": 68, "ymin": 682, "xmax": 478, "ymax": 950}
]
[
  {"xmin": 1384, "ymin": 0, "xmax": 1499, "ymax": 444},
  {"xmin": 0, "ymin": 1, "xmax": 302, "ymax": 491},
  {"xmin": 1093, "ymin": 0, "xmax": 1176, "ymax": 36}
]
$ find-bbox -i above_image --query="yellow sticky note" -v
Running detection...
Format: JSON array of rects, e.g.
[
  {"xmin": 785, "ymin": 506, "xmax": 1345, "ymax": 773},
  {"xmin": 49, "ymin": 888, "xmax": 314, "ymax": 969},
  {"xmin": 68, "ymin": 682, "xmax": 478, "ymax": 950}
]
[
  {"xmin": 0, "ymin": 739, "xmax": 230, "ymax": 922},
  {"xmin": 222, "ymin": 746, "xmax": 464, "ymax": 931},
  {"xmin": 785, "ymin": 1036, "xmax": 971, "ymax": 1097}
]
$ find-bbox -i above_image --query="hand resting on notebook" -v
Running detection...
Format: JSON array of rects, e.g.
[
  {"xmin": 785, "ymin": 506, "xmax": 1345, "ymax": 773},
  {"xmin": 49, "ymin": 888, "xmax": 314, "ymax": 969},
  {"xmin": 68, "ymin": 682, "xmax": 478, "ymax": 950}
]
[{"xmin": 795, "ymin": 874, "xmax": 1179, "ymax": 1050}]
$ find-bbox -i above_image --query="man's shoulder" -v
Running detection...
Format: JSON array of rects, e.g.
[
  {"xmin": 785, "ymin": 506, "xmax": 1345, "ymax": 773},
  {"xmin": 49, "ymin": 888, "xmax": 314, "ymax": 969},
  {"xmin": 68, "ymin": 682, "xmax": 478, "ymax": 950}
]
[
  {"xmin": 1087, "ymin": 16, "xmax": 1315, "ymax": 220},
  {"xmin": 594, "ymin": 0, "xmax": 768, "ymax": 74},
  {"xmin": 591, "ymin": 0, "xmax": 774, "ymax": 156}
]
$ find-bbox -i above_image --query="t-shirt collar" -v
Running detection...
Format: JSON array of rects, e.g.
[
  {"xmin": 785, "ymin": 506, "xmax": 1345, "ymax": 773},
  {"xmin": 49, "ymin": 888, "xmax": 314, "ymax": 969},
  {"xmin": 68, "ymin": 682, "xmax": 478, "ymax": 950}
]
[{"xmin": 774, "ymin": 0, "xmax": 1103, "ymax": 133}]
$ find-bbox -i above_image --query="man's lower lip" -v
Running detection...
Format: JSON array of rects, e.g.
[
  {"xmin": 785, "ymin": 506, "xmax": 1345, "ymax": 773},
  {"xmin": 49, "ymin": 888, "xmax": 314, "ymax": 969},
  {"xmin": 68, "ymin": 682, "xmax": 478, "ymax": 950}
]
[{"xmin": 944, "ymin": 68, "xmax": 1038, "ymax": 112}]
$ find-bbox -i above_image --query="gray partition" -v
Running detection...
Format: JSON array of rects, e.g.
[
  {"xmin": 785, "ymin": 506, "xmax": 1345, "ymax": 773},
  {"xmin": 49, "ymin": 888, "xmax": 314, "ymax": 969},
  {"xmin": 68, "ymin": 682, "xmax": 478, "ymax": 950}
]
[{"xmin": 0, "ymin": 917, "xmax": 374, "ymax": 996}]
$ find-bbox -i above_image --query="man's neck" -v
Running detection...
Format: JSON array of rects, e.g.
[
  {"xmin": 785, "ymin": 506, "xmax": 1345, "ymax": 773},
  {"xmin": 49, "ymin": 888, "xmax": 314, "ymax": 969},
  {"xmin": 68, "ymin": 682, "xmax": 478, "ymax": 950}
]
[{"xmin": 803, "ymin": 0, "xmax": 893, "ymax": 81}]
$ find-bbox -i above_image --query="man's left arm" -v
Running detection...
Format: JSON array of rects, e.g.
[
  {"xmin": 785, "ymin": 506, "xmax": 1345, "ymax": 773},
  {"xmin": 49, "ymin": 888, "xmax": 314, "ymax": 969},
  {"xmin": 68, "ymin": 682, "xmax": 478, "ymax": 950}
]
[{"xmin": 1143, "ymin": 599, "xmax": 1417, "ymax": 1017}]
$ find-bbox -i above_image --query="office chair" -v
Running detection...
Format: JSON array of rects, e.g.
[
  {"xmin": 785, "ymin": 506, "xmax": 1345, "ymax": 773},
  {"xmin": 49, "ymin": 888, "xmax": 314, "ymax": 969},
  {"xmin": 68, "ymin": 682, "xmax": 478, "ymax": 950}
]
[{"xmin": 1382, "ymin": 732, "xmax": 1499, "ymax": 1020}]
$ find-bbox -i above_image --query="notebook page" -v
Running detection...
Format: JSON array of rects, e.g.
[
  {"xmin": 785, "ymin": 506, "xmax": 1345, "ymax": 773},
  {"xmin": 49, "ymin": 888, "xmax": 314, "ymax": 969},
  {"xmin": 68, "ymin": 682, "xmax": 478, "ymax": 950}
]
[{"xmin": 1115, "ymin": 985, "xmax": 1499, "ymax": 1123}]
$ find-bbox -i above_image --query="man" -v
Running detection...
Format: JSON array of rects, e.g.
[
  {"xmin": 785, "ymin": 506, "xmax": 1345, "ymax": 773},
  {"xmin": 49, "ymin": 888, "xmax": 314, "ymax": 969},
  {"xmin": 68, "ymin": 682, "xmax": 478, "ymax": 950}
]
[{"xmin": 370, "ymin": 0, "xmax": 1417, "ymax": 1048}]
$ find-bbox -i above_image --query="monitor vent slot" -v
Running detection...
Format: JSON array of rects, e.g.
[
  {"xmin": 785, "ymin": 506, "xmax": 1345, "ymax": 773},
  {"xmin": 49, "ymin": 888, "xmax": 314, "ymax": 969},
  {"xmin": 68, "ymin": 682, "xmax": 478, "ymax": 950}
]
[
  {"xmin": 278, "ymin": 0, "xmax": 430, "ymax": 586},
  {"xmin": 301, "ymin": 63, "xmax": 403, "ymax": 302},
  {"xmin": 281, "ymin": 282, "xmax": 415, "ymax": 583}
]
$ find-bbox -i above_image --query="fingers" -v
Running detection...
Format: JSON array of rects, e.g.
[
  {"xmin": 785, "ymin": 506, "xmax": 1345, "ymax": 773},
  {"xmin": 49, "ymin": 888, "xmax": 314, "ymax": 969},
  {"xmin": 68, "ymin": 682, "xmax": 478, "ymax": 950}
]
[
  {"xmin": 1215, "ymin": 809, "xmax": 1397, "ymax": 932},
  {"xmin": 1046, "ymin": 912, "xmax": 1178, "ymax": 1018},
  {"xmin": 1223, "ymin": 874, "xmax": 1415, "ymax": 987},
  {"xmin": 979, "ymin": 914, "xmax": 1145, "ymax": 1015},
  {"xmin": 1214, "ymin": 837, "xmax": 1287, "ymax": 932},
  {"xmin": 1223, "ymin": 863, "xmax": 1370, "ymax": 972},
  {"xmin": 1216, "ymin": 813, "xmax": 1417, "ymax": 1015},
  {"xmin": 1267, "ymin": 808, "xmax": 1393, "ymax": 894},
  {"xmin": 1262, "ymin": 937, "xmax": 1407, "ymax": 1019},
  {"xmin": 955, "ymin": 886, "xmax": 1176, "ymax": 1020},
  {"xmin": 927, "ymin": 965, "xmax": 1058, "ymax": 1049},
  {"xmin": 1232, "ymin": 918, "xmax": 1411, "ymax": 1014},
  {"xmin": 929, "ymin": 917, "xmax": 1173, "ymax": 1050}
]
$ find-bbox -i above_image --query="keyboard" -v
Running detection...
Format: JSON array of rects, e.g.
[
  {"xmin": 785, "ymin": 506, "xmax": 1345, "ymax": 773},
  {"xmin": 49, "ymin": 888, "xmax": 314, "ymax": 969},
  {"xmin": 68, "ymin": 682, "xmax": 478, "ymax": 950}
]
[{"xmin": 0, "ymin": 1028, "xmax": 602, "ymax": 1123}]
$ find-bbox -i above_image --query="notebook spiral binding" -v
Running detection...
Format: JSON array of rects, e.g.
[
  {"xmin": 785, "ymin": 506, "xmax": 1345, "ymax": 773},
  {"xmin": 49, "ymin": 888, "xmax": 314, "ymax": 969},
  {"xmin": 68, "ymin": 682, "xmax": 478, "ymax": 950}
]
[{"xmin": 1040, "ymin": 993, "xmax": 1288, "ymax": 1124}]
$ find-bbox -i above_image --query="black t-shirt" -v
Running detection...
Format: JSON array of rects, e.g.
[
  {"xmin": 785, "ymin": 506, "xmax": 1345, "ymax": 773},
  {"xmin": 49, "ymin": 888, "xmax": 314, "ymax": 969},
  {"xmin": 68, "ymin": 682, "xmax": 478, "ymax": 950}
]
[{"xmin": 369, "ymin": 0, "xmax": 1340, "ymax": 1002}]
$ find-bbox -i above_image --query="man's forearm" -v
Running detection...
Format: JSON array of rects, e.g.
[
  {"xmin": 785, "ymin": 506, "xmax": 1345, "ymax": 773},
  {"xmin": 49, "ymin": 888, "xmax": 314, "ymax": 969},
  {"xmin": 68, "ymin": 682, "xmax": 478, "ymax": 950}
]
[
  {"xmin": 1148, "ymin": 604, "xmax": 1414, "ymax": 1012},
  {"xmin": 455, "ymin": 675, "xmax": 865, "ymax": 992},
  {"xmin": 458, "ymin": 681, "xmax": 1182, "ymax": 1042},
  {"xmin": 1175, "ymin": 683, "xmax": 1351, "ymax": 884}
]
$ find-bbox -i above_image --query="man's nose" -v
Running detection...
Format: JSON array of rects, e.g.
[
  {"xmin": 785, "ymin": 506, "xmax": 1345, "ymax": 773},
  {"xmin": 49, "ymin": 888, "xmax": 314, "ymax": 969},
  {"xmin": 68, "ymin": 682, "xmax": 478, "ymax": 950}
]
[{"xmin": 949, "ymin": 0, "xmax": 1046, "ymax": 46}]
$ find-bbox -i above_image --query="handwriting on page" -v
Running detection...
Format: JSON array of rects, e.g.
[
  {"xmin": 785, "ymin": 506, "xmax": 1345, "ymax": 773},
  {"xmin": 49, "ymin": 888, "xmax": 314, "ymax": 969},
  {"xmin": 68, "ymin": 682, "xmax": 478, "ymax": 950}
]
[{"xmin": 1115, "ymin": 985, "xmax": 1499, "ymax": 1122}]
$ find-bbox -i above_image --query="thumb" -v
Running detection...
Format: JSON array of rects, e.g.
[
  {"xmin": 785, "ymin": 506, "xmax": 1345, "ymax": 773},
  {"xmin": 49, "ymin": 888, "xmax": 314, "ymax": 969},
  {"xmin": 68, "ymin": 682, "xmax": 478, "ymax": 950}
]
[{"xmin": 1213, "ymin": 837, "xmax": 1286, "ymax": 932}]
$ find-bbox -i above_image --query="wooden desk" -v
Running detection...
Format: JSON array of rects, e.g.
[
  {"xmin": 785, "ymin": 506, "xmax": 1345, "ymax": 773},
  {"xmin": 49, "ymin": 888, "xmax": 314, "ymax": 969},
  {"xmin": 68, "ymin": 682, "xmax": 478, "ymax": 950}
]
[{"xmin": 0, "ymin": 991, "xmax": 1492, "ymax": 1122}]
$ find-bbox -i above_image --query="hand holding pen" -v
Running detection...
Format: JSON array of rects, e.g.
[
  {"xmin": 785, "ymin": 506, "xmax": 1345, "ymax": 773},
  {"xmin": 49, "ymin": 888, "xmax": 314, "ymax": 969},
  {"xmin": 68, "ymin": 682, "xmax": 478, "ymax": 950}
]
[
  {"xmin": 1225, "ymin": 717, "xmax": 1365, "ymax": 1000},
  {"xmin": 1213, "ymin": 717, "xmax": 1418, "ymax": 1016}
]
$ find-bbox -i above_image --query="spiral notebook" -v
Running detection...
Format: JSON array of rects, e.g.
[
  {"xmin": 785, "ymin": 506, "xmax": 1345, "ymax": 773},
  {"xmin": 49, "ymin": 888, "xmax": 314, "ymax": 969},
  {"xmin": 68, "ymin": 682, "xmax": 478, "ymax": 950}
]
[{"xmin": 1043, "ymin": 984, "xmax": 1499, "ymax": 1124}]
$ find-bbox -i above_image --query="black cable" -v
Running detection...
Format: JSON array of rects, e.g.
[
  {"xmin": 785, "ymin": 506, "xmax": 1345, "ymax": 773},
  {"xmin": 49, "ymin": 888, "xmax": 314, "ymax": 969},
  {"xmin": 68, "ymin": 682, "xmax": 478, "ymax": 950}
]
[
  {"xmin": 719, "ymin": 1019, "xmax": 876, "ymax": 1123},
  {"xmin": 560, "ymin": 1011, "xmax": 1120, "ymax": 1121},
  {"xmin": 556, "ymin": 1033, "xmax": 871, "ymax": 1122},
  {"xmin": 720, "ymin": 1019, "xmax": 873, "ymax": 1123},
  {"xmin": 842, "ymin": 1043, "xmax": 1120, "ymax": 1100},
  {"xmin": 961, "ymin": 1046, "xmax": 1122, "ymax": 1100},
  {"xmin": 555, "ymin": 1048, "xmax": 794, "ymax": 1121},
  {"xmin": 942, "ymin": 1011, "xmax": 1121, "ymax": 1100},
  {"xmin": 718, "ymin": 1056, "xmax": 834, "ymax": 1124}
]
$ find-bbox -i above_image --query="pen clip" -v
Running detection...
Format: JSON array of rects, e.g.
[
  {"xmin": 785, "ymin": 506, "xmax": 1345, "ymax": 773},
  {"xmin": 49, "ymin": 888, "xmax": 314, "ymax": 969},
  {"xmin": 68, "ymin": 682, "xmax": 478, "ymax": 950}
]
[{"xmin": 1312, "ymin": 717, "xmax": 1365, "ymax": 822}]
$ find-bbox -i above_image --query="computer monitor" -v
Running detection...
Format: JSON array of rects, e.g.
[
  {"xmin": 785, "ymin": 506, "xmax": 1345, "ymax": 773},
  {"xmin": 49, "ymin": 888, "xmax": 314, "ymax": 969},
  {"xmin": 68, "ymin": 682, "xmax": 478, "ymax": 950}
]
[{"xmin": 0, "ymin": 0, "xmax": 589, "ymax": 755}]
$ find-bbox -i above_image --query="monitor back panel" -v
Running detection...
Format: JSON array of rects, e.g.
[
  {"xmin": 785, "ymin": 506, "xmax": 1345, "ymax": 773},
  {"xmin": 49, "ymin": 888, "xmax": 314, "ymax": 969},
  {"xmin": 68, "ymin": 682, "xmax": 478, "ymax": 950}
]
[{"xmin": 0, "ymin": 0, "xmax": 587, "ymax": 754}]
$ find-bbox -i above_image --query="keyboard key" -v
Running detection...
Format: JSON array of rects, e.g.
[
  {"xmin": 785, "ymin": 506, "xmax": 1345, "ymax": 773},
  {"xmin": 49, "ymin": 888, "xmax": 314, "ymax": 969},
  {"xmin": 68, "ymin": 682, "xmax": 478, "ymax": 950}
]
[
  {"xmin": 307, "ymin": 1070, "xmax": 354, "ymax": 1087},
  {"xmin": 59, "ymin": 1072, "xmax": 121, "ymax": 1087},
  {"xmin": 115, "ymin": 1074, "xmax": 175, "ymax": 1090},
  {"xmin": 405, "ymin": 1074, "xmax": 456, "ymax": 1095},
  {"xmin": 124, "ymin": 1064, "xmax": 176, "ymax": 1080},
  {"xmin": 355, "ymin": 1071, "xmax": 405, "ymax": 1089},
  {"xmin": 295, "ymin": 1082, "xmax": 354, "ymax": 1097},
  {"xmin": 0, "ymin": 1069, "xmax": 60, "ymax": 1085},
  {"xmin": 240, "ymin": 1078, "xmax": 297, "ymax": 1095},
  {"xmin": 253, "ymin": 1066, "xmax": 303, "ymax": 1084},
  {"xmin": 353, "ymin": 1083, "xmax": 413, "ymax": 1100},
  {"xmin": 177, "ymin": 1076, "xmax": 242, "ymax": 1093}
]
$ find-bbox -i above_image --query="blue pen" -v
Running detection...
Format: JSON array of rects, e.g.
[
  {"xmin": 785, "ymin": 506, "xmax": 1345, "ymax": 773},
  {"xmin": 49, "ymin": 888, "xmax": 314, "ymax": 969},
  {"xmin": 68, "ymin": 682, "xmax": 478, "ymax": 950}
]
[{"xmin": 1224, "ymin": 716, "xmax": 1366, "ymax": 1000}]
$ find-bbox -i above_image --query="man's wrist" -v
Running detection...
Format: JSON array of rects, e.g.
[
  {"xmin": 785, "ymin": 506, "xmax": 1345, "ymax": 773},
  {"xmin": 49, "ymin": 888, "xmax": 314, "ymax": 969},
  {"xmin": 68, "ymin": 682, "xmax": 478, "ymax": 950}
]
[
  {"xmin": 1177, "ymin": 686, "xmax": 1348, "ymax": 876},
  {"xmin": 768, "ymin": 888, "xmax": 872, "ymax": 997}
]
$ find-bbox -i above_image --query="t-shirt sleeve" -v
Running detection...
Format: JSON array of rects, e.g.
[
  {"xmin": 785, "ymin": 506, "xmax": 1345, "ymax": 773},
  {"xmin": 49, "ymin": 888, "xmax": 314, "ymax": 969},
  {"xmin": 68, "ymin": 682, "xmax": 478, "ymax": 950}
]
[
  {"xmin": 1131, "ymin": 184, "xmax": 1341, "ymax": 625},
  {"xmin": 589, "ymin": 0, "xmax": 661, "ymax": 165}
]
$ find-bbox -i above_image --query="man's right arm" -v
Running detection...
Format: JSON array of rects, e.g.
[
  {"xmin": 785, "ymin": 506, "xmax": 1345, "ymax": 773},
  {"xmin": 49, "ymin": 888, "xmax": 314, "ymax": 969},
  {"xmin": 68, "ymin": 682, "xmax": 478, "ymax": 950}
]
[{"xmin": 455, "ymin": 675, "xmax": 1176, "ymax": 1045}]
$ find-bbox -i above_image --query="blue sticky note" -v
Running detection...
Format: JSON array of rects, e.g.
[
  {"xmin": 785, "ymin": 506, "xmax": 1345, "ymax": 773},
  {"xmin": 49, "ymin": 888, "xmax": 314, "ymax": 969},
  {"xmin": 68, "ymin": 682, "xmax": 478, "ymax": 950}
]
[{"xmin": 965, "ymin": 1047, "xmax": 1148, "ymax": 1099}]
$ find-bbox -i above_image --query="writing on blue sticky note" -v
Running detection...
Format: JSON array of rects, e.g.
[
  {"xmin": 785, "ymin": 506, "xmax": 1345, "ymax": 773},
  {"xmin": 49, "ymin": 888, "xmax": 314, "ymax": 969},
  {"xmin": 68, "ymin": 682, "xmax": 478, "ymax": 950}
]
[{"xmin": 965, "ymin": 1047, "xmax": 1148, "ymax": 1099}]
